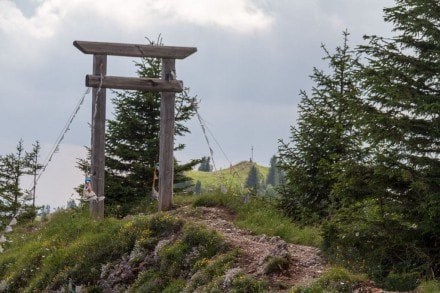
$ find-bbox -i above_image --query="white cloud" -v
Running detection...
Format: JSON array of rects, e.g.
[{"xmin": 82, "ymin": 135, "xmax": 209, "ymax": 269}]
[
  {"xmin": 152, "ymin": 0, "xmax": 273, "ymax": 32},
  {"xmin": 0, "ymin": 0, "xmax": 273, "ymax": 40},
  {"xmin": 0, "ymin": 0, "xmax": 62, "ymax": 38}
]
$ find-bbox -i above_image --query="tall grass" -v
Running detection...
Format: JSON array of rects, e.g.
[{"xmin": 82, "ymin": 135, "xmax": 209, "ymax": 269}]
[
  {"xmin": 0, "ymin": 206, "xmax": 133, "ymax": 292},
  {"xmin": 0, "ymin": 204, "xmax": 268, "ymax": 292},
  {"xmin": 191, "ymin": 193, "xmax": 322, "ymax": 247}
]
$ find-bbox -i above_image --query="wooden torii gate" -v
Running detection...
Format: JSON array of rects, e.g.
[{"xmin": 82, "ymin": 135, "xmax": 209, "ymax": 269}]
[{"xmin": 74, "ymin": 40, "xmax": 197, "ymax": 218}]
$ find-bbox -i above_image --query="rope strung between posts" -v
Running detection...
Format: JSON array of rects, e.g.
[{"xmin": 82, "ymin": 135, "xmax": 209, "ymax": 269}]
[
  {"xmin": 1, "ymin": 86, "xmax": 93, "ymax": 253},
  {"xmin": 193, "ymin": 101, "xmax": 218, "ymax": 172},
  {"xmin": 191, "ymin": 99, "xmax": 244, "ymax": 194},
  {"xmin": 37, "ymin": 87, "xmax": 91, "ymax": 185}
]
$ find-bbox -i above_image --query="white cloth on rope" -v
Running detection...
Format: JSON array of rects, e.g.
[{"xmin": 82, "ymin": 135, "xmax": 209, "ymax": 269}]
[
  {"xmin": 5, "ymin": 226, "xmax": 12, "ymax": 233},
  {"xmin": 0, "ymin": 245, "xmax": 3, "ymax": 253},
  {"xmin": 0, "ymin": 235, "xmax": 6, "ymax": 243}
]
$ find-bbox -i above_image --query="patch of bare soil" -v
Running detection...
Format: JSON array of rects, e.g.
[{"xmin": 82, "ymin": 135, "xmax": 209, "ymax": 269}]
[{"xmin": 172, "ymin": 206, "xmax": 327, "ymax": 291}]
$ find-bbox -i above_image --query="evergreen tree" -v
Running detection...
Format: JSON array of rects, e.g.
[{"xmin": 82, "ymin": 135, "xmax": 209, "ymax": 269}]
[
  {"xmin": 67, "ymin": 199, "xmax": 77, "ymax": 209},
  {"xmin": 0, "ymin": 140, "xmax": 39, "ymax": 224},
  {"xmin": 266, "ymin": 155, "xmax": 281, "ymax": 186},
  {"xmin": 198, "ymin": 156, "xmax": 212, "ymax": 172},
  {"xmin": 352, "ymin": 0, "xmax": 440, "ymax": 276},
  {"xmin": 24, "ymin": 141, "xmax": 43, "ymax": 208},
  {"xmin": 245, "ymin": 164, "xmax": 260, "ymax": 190},
  {"xmin": 278, "ymin": 31, "xmax": 363, "ymax": 221},
  {"xmin": 104, "ymin": 42, "xmax": 198, "ymax": 205}
]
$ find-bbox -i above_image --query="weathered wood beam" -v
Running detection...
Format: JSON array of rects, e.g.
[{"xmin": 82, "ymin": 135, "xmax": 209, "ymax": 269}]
[
  {"xmin": 74, "ymin": 40, "xmax": 197, "ymax": 59},
  {"xmin": 159, "ymin": 58, "xmax": 176, "ymax": 211},
  {"xmin": 90, "ymin": 55, "xmax": 106, "ymax": 219},
  {"xmin": 86, "ymin": 75, "xmax": 184, "ymax": 92}
]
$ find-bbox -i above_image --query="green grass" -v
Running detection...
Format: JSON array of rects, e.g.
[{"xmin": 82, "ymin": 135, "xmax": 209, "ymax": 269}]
[
  {"xmin": 416, "ymin": 280, "xmax": 440, "ymax": 293},
  {"xmin": 0, "ymin": 202, "xmax": 269, "ymax": 292},
  {"xmin": 191, "ymin": 193, "xmax": 322, "ymax": 247},
  {"xmin": 1, "ymin": 207, "xmax": 139, "ymax": 291},
  {"xmin": 185, "ymin": 161, "xmax": 269, "ymax": 192},
  {"xmin": 292, "ymin": 267, "xmax": 368, "ymax": 293}
]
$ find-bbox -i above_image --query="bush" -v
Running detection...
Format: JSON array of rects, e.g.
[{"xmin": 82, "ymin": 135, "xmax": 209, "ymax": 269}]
[
  {"xmin": 230, "ymin": 272, "xmax": 268, "ymax": 292},
  {"xmin": 416, "ymin": 280, "xmax": 440, "ymax": 293},
  {"xmin": 381, "ymin": 272, "xmax": 420, "ymax": 292},
  {"xmin": 263, "ymin": 256, "xmax": 290, "ymax": 275},
  {"xmin": 322, "ymin": 199, "xmax": 430, "ymax": 287},
  {"xmin": 159, "ymin": 224, "xmax": 226, "ymax": 278},
  {"xmin": 293, "ymin": 267, "xmax": 368, "ymax": 293}
]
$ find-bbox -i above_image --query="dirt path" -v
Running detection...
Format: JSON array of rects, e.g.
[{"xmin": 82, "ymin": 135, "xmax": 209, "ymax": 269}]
[{"xmin": 172, "ymin": 206, "xmax": 328, "ymax": 290}]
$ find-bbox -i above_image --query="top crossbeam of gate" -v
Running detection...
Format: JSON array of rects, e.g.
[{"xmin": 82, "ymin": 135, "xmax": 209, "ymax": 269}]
[{"xmin": 73, "ymin": 40, "xmax": 197, "ymax": 59}]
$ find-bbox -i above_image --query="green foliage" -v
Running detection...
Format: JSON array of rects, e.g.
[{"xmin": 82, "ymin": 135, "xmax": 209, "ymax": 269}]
[
  {"xmin": 0, "ymin": 207, "xmax": 128, "ymax": 291},
  {"xmin": 101, "ymin": 39, "xmax": 198, "ymax": 208},
  {"xmin": 182, "ymin": 250, "xmax": 237, "ymax": 292},
  {"xmin": 105, "ymin": 197, "xmax": 158, "ymax": 218},
  {"xmin": 0, "ymin": 139, "xmax": 42, "ymax": 224},
  {"xmin": 229, "ymin": 272, "xmax": 268, "ymax": 292},
  {"xmin": 147, "ymin": 212, "xmax": 184, "ymax": 237},
  {"xmin": 192, "ymin": 193, "xmax": 322, "ymax": 247},
  {"xmin": 198, "ymin": 156, "xmax": 212, "ymax": 172},
  {"xmin": 131, "ymin": 269, "xmax": 168, "ymax": 293},
  {"xmin": 293, "ymin": 267, "xmax": 368, "ymax": 293},
  {"xmin": 381, "ymin": 272, "xmax": 420, "ymax": 292},
  {"xmin": 354, "ymin": 0, "xmax": 440, "ymax": 278},
  {"xmin": 263, "ymin": 255, "xmax": 290, "ymax": 275},
  {"xmin": 277, "ymin": 31, "xmax": 364, "ymax": 223},
  {"xmin": 159, "ymin": 224, "xmax": 226, "ymax": 278},
  {"xmin": 1, "ymin": 189, "xmax": 279, "ymax": 292},
  {"xmin": 322, "ymin": 199, "xmax": 430, "ymax": 290},
  {"xmin": 416, "ymin": 280, "xmax": 440, "ymax": 293},
  {"xmin": 277, "ymin": 0, "xmax": 440, "ymax": 283},
  {"xmin": 245, "ymin": 163, "xmax": 262, "ymax": 190},
  {"xmin": 266, "ymin": 155, "xmax": 283, "ymax": 187},
  {"xmin": 186, "ymin": 161, "xmax": 269, "ymax": 194}
]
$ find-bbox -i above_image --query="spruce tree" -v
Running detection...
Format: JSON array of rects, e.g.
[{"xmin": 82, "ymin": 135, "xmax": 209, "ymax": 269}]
[
  {"xmin": 278, "ymin": 31, "xmax": 363, "ymax": 221},
  {"xmin": 198, "ymin": 156, "xmax": 212, "ymax": 172},
  {"xmin": 0, "ymin": 140, "xmax": 39, "ymax": 224},
  {"xmin": 266, "ymin": 155, "xmax": 282, "ymax": 186},
  {"xmin": 104, "ymin": 48, "xmax": 198, "ymax": 205},
  {"xmin": 24, "ymin": 141, "xmax": 43, "ymax": 208},
  {"xmin": 355, "ymin": 0, "xmax": 440, "ymax": 276},
  {"xmin": 245, "ymin": 164, "xmax": 260, "ymax": 190}
]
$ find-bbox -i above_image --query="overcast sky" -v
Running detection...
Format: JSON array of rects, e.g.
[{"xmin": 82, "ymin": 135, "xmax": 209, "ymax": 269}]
[{"xmin": 0, "ymin": 0, "xmax": 395, "ymax": 209}]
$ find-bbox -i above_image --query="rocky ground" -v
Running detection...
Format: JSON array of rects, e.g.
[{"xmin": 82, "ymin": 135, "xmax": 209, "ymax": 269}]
[{"xmin": 171, "ymin": 205, "xmax": 388, "ymax": 292}]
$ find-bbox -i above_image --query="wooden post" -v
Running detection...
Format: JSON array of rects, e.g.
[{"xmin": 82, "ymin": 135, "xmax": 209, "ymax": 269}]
[
  {"xmin": 90, "ymin": 54, "xmax": 106, "ymax": 219},
  {"xmin": 74, "ymin": 40, "xmax": 196, "ymax": 217},
  {"xmin": 159, "ymin": 58, "xmax": 176, "ymax": 211}
]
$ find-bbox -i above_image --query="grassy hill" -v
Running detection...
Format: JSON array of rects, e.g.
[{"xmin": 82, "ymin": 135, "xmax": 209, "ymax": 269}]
[
  {"xmin": 185, "ymin": 161, "xmax": 269, "ymax": 193},
  {"xmin": 1, "ymin": 194, "xmax": 439, "ymax": 292},
  {"xmin": 0, "ymin": 195, "xmax": 318, "ymax": 292}
]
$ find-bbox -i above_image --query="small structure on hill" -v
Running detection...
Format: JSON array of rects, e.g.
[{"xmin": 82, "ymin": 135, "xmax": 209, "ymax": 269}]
[{"xmin": 74, "ymin": 40, "xmax": 197, "ymax": 218}]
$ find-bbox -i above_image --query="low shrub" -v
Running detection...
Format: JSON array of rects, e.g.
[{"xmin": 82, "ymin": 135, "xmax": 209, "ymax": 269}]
[
  {"xmin": 322, "ymin": 199, "xmax": 430, "ymax": 290},
  {"xmin": 293, "ymin": 267, "xmax": 368, "ymax": 293},
  {"xmin": 416, "ymin": 280, "xmax": 440, "ymax": 293},
  {"xmin": 263, "ymin": 255, "xmax": 290, "ymax": 275},
  {"xmin": 381, "ymin": 271, "xmax": 420, "ymax": 292},
  {"xmin": 159, "ymin": 224, "xmax": 226, "ymax": 278}
]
